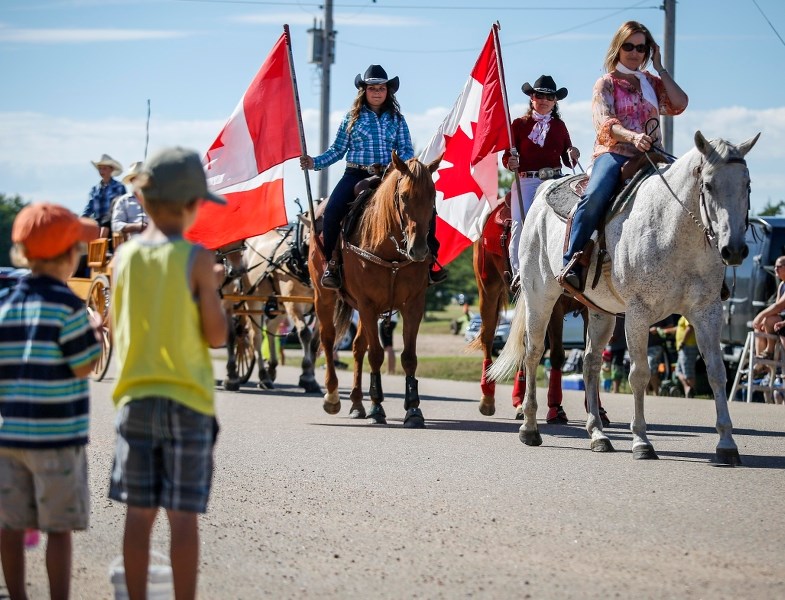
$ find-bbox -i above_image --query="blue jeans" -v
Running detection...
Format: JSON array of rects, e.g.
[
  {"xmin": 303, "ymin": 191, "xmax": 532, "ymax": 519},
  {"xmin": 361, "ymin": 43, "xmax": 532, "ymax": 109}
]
[
  {"xmin": 564, "ymin": 152, "xmax": 627, "ymax": 266},
  {"xmin": 323, "ymin": 168, "xmax": 368, "ymax": 260}
]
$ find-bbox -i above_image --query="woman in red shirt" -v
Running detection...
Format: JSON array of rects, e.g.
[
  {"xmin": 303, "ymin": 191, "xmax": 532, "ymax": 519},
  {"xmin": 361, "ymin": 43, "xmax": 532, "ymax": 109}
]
[{"xmin": 502, "ymin": 75, "xmax": 579, "ymax": 282}]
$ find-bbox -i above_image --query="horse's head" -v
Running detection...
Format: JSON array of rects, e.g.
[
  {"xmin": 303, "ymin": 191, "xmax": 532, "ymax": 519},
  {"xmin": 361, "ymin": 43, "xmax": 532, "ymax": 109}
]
[
  {"xmin": 694, "ymin": 130, "xmax": 760, "ymax": 266},
  {"xmin": 216, "ymin": 241, "xmax": 248, "ymax": 285},
  {"xmin": 389, "ymin": 150, "xmax": 442, "ymax": 262}
]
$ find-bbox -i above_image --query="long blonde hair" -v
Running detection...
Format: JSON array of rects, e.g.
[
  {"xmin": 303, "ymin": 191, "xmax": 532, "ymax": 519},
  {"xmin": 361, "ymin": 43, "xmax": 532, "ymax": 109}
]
[
  {"xmin": 603, "ymin": 21, "xmax": 655, "ymax": 73},
  {"xmin": 346, "ymin": 86, "xmax": 402, "ymax": 133}
]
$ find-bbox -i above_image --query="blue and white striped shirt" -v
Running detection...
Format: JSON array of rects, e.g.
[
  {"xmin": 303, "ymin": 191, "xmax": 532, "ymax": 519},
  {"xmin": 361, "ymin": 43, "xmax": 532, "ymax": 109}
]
[
  {"xmin": 313, "ymin": 106, "xmax": 414, "ymax": 170},
  {"xmin": 0, "ymin": 275, "xmax": 101, "ymax": 448},
  {"xmin": 82, "ymin": 178, "xmax": 126, "ymax": 225}
]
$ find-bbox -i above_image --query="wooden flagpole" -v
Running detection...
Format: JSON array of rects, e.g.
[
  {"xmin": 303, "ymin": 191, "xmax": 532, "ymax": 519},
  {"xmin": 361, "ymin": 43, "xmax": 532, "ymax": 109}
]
[
  {"xmin": 283, "ymin": 24, "xmax": 325, "ymax": 258},
  {"xmin": 492, "ymin": 22, "xmax": 525, "ymax": 236}
]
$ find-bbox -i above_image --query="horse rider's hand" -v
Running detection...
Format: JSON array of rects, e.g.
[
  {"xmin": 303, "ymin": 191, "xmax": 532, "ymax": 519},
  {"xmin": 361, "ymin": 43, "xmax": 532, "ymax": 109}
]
[
  {"xmin": 774, "ymin": 320, "xmax": 785, "ymax": 333},
  {"xmin": 633, "ymin": 132, "xmax": 653, "ymax": 152},
  {"xmin": 650, "ymin": 40, "xmax": 664, "ymax": 72},
  {"xmin": 300, "ymin": 155, "xmax": 314, "ymax": 170},
  {"xmin": 507, "ymin": 155, "xmax": 519, "ymax": 171},
  {"xmin": 568, "ymin": 146, "xmax": 580, "ymax": 167}
]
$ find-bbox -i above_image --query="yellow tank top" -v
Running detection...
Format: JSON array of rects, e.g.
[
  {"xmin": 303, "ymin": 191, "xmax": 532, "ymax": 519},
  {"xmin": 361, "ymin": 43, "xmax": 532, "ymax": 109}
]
[{"xmin": 111, "ymin": 237, "xmax": 215, "ymax": 415}]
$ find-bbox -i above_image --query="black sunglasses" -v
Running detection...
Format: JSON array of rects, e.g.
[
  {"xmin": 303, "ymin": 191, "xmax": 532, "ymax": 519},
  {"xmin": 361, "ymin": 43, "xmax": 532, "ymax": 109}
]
[
  {"xmin": 621, "ymin": 42, "xmax": 648, "ymax": 53},
  {"xmin": 533, "ymin": 92, "xmax": 556, "ymax": 101}
]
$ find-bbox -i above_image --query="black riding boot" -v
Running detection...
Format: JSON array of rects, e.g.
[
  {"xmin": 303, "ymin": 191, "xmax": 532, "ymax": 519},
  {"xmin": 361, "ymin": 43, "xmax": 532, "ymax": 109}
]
[
  {"xmin": 427, "ymin": 211, "xmax": 448, "ymax": 285},
  {"xmin": 321, "ymin": 250, "xmax": 342, "ymax": 289}
]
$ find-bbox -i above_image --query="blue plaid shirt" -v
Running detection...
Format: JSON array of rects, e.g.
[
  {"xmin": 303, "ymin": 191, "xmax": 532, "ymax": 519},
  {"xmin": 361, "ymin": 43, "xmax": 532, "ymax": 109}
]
[
  {"xmin": 82, "ymin": 178, "xmax": 126, "ymax": 225},
  {"xmin": 313, "ymin": 107, "xmax": 414, "ymax": 170}
]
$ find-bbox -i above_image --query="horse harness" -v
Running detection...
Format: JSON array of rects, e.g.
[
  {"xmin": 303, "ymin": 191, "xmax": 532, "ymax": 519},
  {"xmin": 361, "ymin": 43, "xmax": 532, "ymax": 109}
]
[{"xmin": 343, "ymin": 174, "xmax": 421, "ymax": 317}]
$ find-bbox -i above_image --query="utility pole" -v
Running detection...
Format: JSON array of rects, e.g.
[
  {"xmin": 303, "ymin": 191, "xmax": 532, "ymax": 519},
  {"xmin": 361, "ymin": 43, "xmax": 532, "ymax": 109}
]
[
  {"xmin": 661, "ymin": 0, "xmax": 676, "ymax": 154},
  {"xmin": 319, "ymin": 0, "xmax": 334, "ymax": 199}
]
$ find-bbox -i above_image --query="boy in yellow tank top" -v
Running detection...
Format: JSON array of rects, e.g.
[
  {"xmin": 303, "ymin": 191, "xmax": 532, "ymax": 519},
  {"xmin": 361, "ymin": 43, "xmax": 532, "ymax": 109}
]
[{"xmin": 108, "ymin": 147, "xmax": 228, "ymax": 600}]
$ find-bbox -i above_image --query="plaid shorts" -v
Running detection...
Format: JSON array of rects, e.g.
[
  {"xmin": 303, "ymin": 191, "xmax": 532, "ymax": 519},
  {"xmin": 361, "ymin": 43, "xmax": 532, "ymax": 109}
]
[
  {"xmin": 0, "ymin": 445, "xmax": 89, "ymax": 532},
  {"xmin": 676, "ymin": 346, "xmax": 700, "ymax": 380},
  {"xmin": 109, "ymin": 396, "xmax": 219, "ymax": 513}
]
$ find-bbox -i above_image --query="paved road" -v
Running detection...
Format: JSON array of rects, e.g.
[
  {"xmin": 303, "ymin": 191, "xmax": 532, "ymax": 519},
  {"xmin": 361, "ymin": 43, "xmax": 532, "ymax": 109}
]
[{"xmin": 9, "ymin": 358, "xmax": 785, "ymax": 599}]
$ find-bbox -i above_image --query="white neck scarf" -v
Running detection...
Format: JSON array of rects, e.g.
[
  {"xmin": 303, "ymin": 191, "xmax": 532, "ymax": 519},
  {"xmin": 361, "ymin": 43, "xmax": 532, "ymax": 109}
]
[
  {"xmin": 616, "ymin": 62, "xmax": 658, "ymax": 111},
  {"xmin": 528, "ymin": 110, "xmax": 552, "ymax": 147}
]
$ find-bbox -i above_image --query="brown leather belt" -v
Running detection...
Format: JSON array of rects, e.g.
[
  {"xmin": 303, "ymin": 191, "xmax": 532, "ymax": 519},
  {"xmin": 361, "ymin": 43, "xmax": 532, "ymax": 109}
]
[{"xmin": 346, "ymin": 162, "xmax": 383, "ymax": 175}]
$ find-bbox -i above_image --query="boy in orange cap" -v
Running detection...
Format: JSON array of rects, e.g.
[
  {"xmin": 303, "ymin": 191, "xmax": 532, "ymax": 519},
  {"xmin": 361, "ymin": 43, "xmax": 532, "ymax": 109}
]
[{"xmin": 0, "ymin": 203, "xmax": 102, "ymax": 599}]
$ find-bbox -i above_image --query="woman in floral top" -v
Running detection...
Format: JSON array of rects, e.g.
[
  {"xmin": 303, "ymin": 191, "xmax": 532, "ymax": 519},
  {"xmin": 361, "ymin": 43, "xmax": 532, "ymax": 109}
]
[{"xmin": 560, "ymin": 20, "xmax": 688, "ymax": 291}]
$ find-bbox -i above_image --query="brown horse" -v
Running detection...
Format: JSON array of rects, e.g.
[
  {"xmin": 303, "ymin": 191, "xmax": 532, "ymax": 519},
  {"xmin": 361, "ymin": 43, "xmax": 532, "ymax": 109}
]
[
  {"xmin": 309, "ymin": 151, "xmax": 441, "ymax": 428},
  {"xmin": 470, "ymin": 198, "xmax": 609, "ymax": 424}
]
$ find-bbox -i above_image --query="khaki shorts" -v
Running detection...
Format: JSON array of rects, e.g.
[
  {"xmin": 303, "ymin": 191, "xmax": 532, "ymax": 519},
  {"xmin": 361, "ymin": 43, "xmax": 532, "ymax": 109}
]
[{"xmin": 0, "ymin": 446, "xmax": 90, "ymax": 532}]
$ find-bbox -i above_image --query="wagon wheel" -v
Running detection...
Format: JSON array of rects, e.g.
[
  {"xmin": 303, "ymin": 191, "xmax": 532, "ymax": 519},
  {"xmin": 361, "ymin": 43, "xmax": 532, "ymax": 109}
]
[
  {"xmin": 86, "ymin": 275, "xmax": 112, "ymax": 381},
  {"xmin": 233, "ymin": 310, "xmax": 256, "ymax": 384}
]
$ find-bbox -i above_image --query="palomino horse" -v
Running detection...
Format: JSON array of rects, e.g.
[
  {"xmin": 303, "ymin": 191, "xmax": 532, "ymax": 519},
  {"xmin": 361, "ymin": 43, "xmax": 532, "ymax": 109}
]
[
  {"xmin": 309, "ymin": 151, "xmax": 441, "ymax": 428},
  {"xmin": 490, "ymin": 131, "xmax": 759, "ymax": 465},
  {"xmin": 217, "ymin": 241, "xmax": 254, "ymax": 391},
  {"xmin": 242, "ymin": 227, "xmax": 321, "ymax": 394},
  {"xmin": 470, "ymin": 222, "xmax": 596, "ymax": 422}
]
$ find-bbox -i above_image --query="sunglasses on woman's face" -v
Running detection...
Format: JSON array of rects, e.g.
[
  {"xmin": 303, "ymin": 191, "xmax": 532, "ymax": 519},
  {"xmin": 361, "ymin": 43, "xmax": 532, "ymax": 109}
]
[
  {"xmin": 621, "ymin": 42, "xmax": 648, "ymax": 53},
  {"xmin": 533, "ymin": 92, "xmax": 556, "ymax": 101}
]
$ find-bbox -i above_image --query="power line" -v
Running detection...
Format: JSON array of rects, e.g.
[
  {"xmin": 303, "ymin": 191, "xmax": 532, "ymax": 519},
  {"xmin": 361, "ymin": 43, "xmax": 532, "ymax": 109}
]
[
  {"xmin": 751, "ymin": 0, "xmax": 785, "ymax": 48},
  {"xmin": 173, "ymin": 0, "xmax": 658, "ymax": 10}
]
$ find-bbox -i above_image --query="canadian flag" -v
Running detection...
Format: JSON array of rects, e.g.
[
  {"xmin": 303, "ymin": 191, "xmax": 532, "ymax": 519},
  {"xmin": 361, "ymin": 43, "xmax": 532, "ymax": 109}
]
[
  {"xmin": 187, "ymin": 32, "xmax": 301, "ymax": 250},
  {"xmin": 418, "ymin": 25, "xmax": 510, "ymax": 266}
]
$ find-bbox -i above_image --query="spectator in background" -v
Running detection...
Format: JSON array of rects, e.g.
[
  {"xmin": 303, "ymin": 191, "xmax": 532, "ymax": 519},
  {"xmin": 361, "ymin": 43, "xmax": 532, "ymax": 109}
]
[
  {"xmin": 111, "ymin": 161, "xmax": 148, "ymax": 242},
  {"xmin": 751, "ymin": 255, "xmax": 785, "ymax": 360},
  {"xmin": 674, "ymin": 315, "xmax": 698, "ymax": 398},
  {"xmin": 647, "ymin": 314, "xmax": 678, "ymax": 395},
  {"xmin": 379, "ymin": 311, "xmax": 399, "ymax": 375},
  {"xmin": 83, "ymin": 154, "xmax": 125, "ymax": 238},
  {"xmin": 609, "ymin": 316, "xmax": 627, "ymax": 393}
]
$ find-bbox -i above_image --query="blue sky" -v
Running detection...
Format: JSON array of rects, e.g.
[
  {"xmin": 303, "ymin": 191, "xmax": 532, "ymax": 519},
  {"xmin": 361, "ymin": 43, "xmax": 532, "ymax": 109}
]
[{"xmin": 1, "ymin": 0, "xmax": 783, "ymax": 219}]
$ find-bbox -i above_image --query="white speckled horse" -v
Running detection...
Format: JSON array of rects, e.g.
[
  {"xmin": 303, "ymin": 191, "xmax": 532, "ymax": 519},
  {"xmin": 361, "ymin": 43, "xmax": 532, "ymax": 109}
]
[{"xmin": 489, "ymin": 131, "xmax": 759, "ymax": 465}]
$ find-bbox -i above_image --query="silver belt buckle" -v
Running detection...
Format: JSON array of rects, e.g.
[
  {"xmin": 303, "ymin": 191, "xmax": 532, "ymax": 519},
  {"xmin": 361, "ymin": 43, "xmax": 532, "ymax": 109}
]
[
  {"xmin": 365, "ymin": 164, "xmax": 376, "ymax": 175},
  {"xmin": 538, "ymin": 167, "xmax": 559, "ymax": 180}
]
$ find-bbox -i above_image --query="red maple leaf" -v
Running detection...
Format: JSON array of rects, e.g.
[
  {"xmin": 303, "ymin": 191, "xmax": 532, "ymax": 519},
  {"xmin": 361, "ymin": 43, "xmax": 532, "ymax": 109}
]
[{"xmin": 436, "ymin": 122, "xmax": 484, "ymax": 202}]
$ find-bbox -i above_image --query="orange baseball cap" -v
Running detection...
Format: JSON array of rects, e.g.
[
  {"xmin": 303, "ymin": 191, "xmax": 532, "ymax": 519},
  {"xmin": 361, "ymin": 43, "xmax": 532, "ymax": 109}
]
[{"xmin": 12, "ymin": 203, "xmax": 99, "ymax": 260}]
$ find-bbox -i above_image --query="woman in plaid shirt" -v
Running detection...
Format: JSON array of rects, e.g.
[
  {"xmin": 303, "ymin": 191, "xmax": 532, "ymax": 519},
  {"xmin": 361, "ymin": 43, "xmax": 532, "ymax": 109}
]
[{"xmin": 301, "ymin": 64, "xmax": 445, "ymax": 289}]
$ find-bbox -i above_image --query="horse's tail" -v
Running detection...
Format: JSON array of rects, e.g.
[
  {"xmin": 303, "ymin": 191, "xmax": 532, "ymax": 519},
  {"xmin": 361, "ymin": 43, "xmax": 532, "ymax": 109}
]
[
  {"xmin": 333, "ymin": 297, "xmax": 353, "ymax": 347},
  {"xmin": 487, "ymin": 290, "xmax": 527, "ymax": 382}
]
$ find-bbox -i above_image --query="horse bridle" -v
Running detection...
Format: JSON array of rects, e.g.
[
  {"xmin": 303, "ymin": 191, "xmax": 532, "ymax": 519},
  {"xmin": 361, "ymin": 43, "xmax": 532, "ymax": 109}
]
[{"xmin": 645, "ymin": 151, "xmax": 750, "ymax": 249}]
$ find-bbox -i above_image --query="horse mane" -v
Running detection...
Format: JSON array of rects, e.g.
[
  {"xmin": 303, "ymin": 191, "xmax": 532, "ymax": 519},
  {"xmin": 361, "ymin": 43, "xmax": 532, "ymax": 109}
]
[{"xmin": 358, "ymin": 158, "xmax": 431, "ymax": 249}]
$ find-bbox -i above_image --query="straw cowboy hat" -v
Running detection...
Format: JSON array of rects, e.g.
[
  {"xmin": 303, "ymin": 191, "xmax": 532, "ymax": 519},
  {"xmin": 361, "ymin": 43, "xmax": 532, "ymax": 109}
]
[
  {"xmin": 354, "ymin": 64, "xmax": 399, "ymax": 94},
  {"xmin": 121, "ymin": 161, "xmax": 144, "ymax": 185},
  {"xmin": 521, "ymin": 75, "xmax": 568, "ymax": 101},
  {"xmin": 91, "ymin": 154, "xmax": 123, "ymax": 177}
]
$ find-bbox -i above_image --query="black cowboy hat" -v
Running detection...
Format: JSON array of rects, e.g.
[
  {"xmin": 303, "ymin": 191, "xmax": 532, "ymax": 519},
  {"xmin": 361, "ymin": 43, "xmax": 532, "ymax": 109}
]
[
  {"xmin": 522, "ymin": 75, "xmax": 568, "ymax": 101},
  {"xmin": 354, "ymin": 64, "xmax": 400, "ymax": 94}
]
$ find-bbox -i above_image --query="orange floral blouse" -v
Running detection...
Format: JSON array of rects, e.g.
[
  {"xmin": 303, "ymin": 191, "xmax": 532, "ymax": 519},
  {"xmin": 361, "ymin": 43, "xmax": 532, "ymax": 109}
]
[{"xmin": 591, "ymin": 70, "xmax": 687, "ymax": 160}]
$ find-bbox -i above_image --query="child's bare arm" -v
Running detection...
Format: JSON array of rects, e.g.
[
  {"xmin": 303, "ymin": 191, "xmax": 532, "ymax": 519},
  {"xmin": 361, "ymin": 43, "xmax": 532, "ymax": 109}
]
[{"xmin": 192, "ymin": 247, "xmax": 228, "ymax": 347}]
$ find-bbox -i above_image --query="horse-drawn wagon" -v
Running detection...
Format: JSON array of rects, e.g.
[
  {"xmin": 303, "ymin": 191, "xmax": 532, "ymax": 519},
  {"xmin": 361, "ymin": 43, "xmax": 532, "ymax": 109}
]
[{"xmin": 67, "ymin": 237, "xmax": 114, "ymax": 381}]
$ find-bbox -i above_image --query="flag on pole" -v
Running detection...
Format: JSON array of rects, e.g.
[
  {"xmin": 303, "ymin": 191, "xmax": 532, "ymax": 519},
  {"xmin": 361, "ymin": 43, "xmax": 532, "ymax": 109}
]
[
  {"xmin": 418, "ymin": 26, "xmax": 510, "ymax": 266},
  {"xmin": 187, "ymin": 33, "xmax": 300, "ymax": 250}
]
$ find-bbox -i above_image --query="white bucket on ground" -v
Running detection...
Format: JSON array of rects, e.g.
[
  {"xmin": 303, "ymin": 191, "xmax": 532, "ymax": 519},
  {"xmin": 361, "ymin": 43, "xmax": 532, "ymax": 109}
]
[{"xmin": 109, "ymin": 550, "xmax": 173, "ymax": 600}]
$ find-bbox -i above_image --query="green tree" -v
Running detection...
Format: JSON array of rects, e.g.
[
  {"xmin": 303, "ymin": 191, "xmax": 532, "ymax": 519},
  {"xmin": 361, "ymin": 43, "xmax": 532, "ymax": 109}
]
[
  {"xmin": 0, "ymin": 194, "xmax": 28, "ymax": 267},
  {"xmin": 426, "ymin": 245, "xmax": 476, "ymax": 312},
  {"xmin": 757, "ymin": 200, "xmax": 785, "ymax": 217}
]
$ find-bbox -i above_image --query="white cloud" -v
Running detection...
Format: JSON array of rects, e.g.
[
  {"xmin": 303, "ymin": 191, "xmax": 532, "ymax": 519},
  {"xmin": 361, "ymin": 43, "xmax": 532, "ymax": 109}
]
[{"xmin": 0, "ymin": 27, "xmax": 188, "ymax": 43}]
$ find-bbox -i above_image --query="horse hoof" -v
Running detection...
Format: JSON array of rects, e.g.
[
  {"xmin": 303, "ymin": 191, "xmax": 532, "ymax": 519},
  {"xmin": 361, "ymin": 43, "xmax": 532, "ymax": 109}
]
[
  {"xmin": 300, "ymin": 378, "xmax": 322, "ymax": 394},
  {"xmin": 546, "ymin": 406, "xmax": 569, "ymax": 424},
  {"xmin": 716, "ymin": 448, "xmax": 742, "ymax": 466},
  {"xmin": 479, "ymin": 400, "xmax": 496, "ymax": 416},
  {"xmin": 403, "ymin": 408, "xmax": 426, "ymax": 429},
  {"xmin": 257, "ymin": 379, "xmax": 274, "ymax": 391},
  {"xmin": 223, "ymin": 379, "xmax": 240, "ymax": 392},
  {"xmin": 349, "ymin": 406, "xmax": 366, "ymax": 419},
  {"xmin": 323, "ymin": 390, "xmax": 340, "ymax": 415},
  {"xmin": 591, "ymin": 438, "xmax": 615, "ymax": 453},
  {"xmin": 519, "ymin": 429, "xmax": 542, "ymax": 446},
  {"xmin": 632, "ymin": 444, "xmax": 657, "ymax": 459},
  {"xmin": 366, "ymin": 404, "xmax": 387, "ymax": 425}
]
